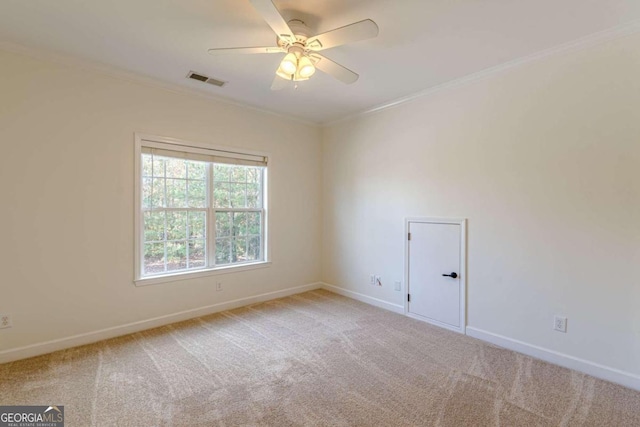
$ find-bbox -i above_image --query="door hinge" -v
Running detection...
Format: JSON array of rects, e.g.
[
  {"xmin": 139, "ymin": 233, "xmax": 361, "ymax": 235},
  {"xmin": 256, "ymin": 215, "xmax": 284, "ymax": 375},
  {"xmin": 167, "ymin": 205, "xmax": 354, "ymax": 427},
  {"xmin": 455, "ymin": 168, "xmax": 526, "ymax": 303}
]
[
  {"xmin": 408, "ymin": 232, "xmax": 411, "ymax": 241},
  {"xmin": 407, "ymin": 294, "xmax": 411, "ymax": 302}
]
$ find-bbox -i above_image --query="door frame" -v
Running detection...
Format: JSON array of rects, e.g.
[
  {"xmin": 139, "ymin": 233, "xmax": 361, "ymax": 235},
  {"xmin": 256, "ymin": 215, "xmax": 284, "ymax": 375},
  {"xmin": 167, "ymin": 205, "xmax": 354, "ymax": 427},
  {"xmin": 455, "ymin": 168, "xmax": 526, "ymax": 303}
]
[{"xmin": 404, "ymin": 217, "xmax": 467, "ymax": 334}]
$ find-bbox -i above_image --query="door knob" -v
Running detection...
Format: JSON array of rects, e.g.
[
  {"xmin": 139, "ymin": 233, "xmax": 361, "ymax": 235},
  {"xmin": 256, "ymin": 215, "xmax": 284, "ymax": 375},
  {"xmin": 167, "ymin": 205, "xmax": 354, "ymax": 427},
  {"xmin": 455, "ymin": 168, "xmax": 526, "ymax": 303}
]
[{"xmin": 442, "ymin": 272, "xmax": 458, "ymax": 278}]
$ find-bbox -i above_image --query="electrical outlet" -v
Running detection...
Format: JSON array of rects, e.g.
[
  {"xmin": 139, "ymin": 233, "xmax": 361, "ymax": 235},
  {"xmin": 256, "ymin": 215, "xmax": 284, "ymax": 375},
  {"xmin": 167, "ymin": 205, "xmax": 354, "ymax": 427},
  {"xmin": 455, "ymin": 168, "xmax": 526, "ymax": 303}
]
[
  {"xmin": 369, "ymin": 275, "xmax": 375, "ymax": 286},
  {"xmin": 394, "ymin": 281, "xmax": 402, "ymax": 291},
  {"xmin": 554, "ymin": 315, "xmax": 567, "ymax": 333},
  {"xmin": 0, "ymin": 314, "xmax": 12, "ymax": 329},
  {"xmin": 216, "ymin": 282, "xmax": 223, "ymax": 292},
  {"xmin": 375, "ymin": 276, "xmax": 382, "ymax": 286}
]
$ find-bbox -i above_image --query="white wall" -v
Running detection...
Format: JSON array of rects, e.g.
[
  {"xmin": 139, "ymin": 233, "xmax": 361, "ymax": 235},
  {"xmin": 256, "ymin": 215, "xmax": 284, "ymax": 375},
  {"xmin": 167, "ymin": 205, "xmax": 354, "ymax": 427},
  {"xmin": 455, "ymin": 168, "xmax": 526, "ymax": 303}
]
[
  {"xmin": 2, "ymin": 29, "xmax": 639, "ymax": 384},
  {"xmin": 0, "ymin": 49, "xmax": 322, "ymax": 352},
  {"xmin": 322, "ymin": 33, "xmax": 640, "ymax": 376}
]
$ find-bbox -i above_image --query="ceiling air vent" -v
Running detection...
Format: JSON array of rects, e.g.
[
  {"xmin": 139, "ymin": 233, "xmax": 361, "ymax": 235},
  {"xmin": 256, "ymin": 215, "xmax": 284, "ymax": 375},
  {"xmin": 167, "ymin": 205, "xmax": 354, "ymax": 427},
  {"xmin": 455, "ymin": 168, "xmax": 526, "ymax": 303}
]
[{"xmin": 187, "ymin": 71, "xmax": 226, "ymax": 87}]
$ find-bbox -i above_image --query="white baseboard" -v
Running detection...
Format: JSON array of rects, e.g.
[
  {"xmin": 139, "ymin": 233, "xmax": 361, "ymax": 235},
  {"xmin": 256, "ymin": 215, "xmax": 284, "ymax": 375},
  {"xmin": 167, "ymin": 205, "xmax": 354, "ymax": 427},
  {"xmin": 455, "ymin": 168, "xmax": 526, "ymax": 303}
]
[
  {"xmin": 316, "ymin": 284, "xmax": 640, "ymax": 392},
  {"xmin": 406, "ymin": 312, "xmax": 465, "ymax": 335},
  {"xmin": 0, "ymin": 282, "xmax": 322, "ymax": 364},
  {"xmin": 321, "ymin": 282, "xmax": 404, "ymax": 314},
  {"xmin": 466, "ymin": 327, "xmax": 640, "ymax": 392}
]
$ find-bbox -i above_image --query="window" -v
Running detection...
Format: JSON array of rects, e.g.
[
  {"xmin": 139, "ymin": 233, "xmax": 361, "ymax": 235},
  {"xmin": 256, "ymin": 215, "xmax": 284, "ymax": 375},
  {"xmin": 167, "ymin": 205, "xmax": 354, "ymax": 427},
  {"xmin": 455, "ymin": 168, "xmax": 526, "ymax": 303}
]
[{"xmin": 135, "ymin": 135, "xmax": 268, "ymax": 283}]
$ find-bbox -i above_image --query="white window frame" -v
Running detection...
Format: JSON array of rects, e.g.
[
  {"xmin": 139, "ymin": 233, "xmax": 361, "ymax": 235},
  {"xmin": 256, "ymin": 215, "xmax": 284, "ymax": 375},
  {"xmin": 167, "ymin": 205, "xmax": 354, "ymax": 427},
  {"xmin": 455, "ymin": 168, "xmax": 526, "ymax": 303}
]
[{"xmin": 134, "ymin": 133, "xmax": 271, "ymax": 286}]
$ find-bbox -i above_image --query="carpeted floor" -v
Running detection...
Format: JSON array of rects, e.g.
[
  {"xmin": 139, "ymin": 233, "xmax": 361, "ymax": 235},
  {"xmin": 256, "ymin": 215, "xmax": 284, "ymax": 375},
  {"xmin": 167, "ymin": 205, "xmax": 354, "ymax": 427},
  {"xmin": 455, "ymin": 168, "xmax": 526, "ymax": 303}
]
[{"xmin": 1, "ymin": 290, "xmax": 639, "ymax": 426}]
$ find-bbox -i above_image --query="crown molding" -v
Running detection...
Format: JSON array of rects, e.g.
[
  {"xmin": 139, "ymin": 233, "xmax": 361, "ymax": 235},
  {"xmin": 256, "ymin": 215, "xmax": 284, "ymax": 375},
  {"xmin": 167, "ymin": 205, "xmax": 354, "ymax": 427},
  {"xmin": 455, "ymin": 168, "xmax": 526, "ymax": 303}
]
[
  {"xmin": 0, "ymin": 41, "xmax": 319, "ymax": 128},
  {"xmin": 323, "ymin": 18, "xmax": 640, "ymax": 127},
  {"xmin": 3, "ymin": 17, "xmax": 640, "ymax": 130}
]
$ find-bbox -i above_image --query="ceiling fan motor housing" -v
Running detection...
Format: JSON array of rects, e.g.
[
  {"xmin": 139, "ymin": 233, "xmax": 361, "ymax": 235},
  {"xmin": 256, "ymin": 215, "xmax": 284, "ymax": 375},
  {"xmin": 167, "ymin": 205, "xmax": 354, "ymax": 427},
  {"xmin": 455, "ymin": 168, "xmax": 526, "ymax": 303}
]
[
  {"xmin": 288, "ymin": 19, "xmax": 311, "ymax": 40},
  {"xmin": 277, "ymin": 19, "xmax": 312, "ymax": 53}
]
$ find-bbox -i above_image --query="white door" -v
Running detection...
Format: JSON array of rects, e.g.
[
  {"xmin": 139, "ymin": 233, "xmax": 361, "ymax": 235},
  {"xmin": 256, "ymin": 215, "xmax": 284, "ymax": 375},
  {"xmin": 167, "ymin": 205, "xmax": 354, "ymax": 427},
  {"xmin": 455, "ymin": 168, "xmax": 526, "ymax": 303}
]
[{"xmin": 407, "ymin": 220, "xmax": 465, "ymax": 332}]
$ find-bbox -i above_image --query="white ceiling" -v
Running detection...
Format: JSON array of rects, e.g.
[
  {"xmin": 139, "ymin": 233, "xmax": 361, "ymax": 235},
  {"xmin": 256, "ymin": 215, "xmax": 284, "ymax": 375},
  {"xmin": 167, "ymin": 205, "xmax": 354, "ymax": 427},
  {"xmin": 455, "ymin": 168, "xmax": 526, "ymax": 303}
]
[{"xmin": 1, "ymin": 0, "xmax": 639, "ymax": 123}]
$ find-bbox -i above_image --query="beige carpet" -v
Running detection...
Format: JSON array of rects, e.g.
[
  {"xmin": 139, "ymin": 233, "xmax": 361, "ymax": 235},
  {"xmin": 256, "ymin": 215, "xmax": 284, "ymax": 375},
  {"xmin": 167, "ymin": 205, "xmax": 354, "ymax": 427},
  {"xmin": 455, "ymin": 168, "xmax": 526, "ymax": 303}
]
[{"xmin": 1, "ymin": 290, "xmax": 639, "ymax": 426}]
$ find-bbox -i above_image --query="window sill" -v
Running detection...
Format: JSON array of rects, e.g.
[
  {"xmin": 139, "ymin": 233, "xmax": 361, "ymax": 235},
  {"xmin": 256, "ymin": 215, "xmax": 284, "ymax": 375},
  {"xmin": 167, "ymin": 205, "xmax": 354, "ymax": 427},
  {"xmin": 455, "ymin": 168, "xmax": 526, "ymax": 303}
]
[{"xmin": 134, "ymin": 261, "xmax": 272, "ymax": 287}]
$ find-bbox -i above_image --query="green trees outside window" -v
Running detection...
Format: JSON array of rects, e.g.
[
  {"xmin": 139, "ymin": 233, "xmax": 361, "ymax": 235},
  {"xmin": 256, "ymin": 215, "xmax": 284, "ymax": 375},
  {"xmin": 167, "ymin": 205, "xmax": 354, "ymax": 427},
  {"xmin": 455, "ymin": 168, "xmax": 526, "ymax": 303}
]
[{"xmin": 141, "ymin": 154, "xmax": 264, "ymax": 276}]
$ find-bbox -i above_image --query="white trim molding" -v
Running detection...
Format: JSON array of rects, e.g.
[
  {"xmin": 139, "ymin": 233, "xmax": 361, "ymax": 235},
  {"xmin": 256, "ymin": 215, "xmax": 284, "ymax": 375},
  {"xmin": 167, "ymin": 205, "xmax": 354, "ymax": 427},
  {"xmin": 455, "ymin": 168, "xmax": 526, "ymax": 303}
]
[
  {"xmin": 324, "ymin": 18, "xmax": 640, "ymax": 127},
  {"xmin": 0, "ymin": 282, "xmax": 322, "ymax": 364},
  {"xmin": 0, "ymin": 41, "xmax": 318, "ymax": 128},
  {"xmin": 467, "ymin": 327, "xmax": 640, "ymax": 392},
  {"xmin": 134, "ymin": 261, "xmax": 272, "ymax": 286},
  {"xmin": 404, "ymin": 217, "xmax": 467, "ymax": 334},
  {"xmin": 321, "ymin": 283, "xmax": 404, "ymax": 314},
  {"xmin": 3, "ymin": 19, "xmax": 640, "ymax": 129}
]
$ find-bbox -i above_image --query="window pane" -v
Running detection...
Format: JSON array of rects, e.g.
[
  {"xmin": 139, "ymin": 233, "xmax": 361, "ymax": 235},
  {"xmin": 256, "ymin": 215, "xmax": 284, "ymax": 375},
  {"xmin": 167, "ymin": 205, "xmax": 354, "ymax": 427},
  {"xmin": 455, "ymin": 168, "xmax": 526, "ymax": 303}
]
[
  {"xmin": 213, "ymin": 164, "xmax": 231, "ymax": 182},
  {"xmin": 213, "ymin": 182, "xmax": 230, "ymax": 208},
  {"xmin": 151, "ymin": 178, "xmax": 165, "ymax": 208},
  {"xmin": 247, "ymin": 212, "xmax": 261, "ymax": 235},
  {"xmin": 187, "ymin": 161, "xmax": 205, "ymax": 180},
  {"xmin": 144, "ymin": 242, "xmax": 165, "ymax": 274},
  {"xmin": 216, "ymin": 238, "xmax": 231, "ymax": 265},
  {"xmin": 166, "ymin": 178, "xmax": 187, "ymax": 208},
  {"xmin": 246, "ymin": 167, "xmax": 261, "ymax": 184},
  {"xmin": 187, "ymin": 180, "xmax": 206, "ymax": 208},
  {"xmin": 144, "ymin": 211, "xmax": 165, "ymax": 242},
  {"xmin": 152, "ymin": 156, "xmax": 166, "ymax": 177},
  {"xmin": 166, "ymin": 241, "xmax": 187, "ymax": 271},
  {"xmin": 231, "ymin": 166, "xmax": 247, "ymax": 182},
  {"xmin": 165, "ymin": 157, "xmax": 186, "ymax": 179},
  {"xmin": 233, "ymin": 237, "xmax": 247, "ymax": 263},
  {"xmin": 142, "ymin": 154, "xmax": 153, "ymax": 177},
  {"xmin": 233, "ymin": 212, "xmax": 247, "ymax": 236},
  {"xmin": 189, "ymin": 240, "xmax": 205, "ymax": 268},
  {"xmin": 142, "ymin": 178, "xmax": 152, "ymax": 209},
  {"xmin": 166, "ymin": 211, "xmax": 187, "ymax": 241},
  {"xmin": 188, "ymin": 211, "xmax": 205, "ymax": 239},
  {"xmin": 229, "ymin": 183, "xmax": 246, "ymax": 208},
  {"xmin": 246, "ymin": 183, "xmax": 260, "ymax": 208},
  {"xmin": 247, "ymin": 236, "xmax": 261, "ymax": 261},
  {"xmin": 215, "ymin": 212, "xmax": 231, "ymax": 237}
]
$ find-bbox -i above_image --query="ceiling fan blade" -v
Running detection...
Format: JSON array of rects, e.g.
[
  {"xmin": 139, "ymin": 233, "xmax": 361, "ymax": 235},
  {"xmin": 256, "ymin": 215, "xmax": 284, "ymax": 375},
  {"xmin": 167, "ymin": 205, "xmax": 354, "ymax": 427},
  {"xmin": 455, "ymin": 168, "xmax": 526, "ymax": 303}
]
[
  {"xmin": 271, "ymin": 75, "xmax": 289, "ymax": 91},
  {"xmin": 311, "ymin": 54, "xmax": 359, "ymax": 84},
  {"xmin": 306, "ymin": 19, "xmax": 379, "ymax": 51},
  {"xmin": 249, "ymin": 0, "xmax": 295, "ymax": 42},
  {"xmin": 208, "ymin": 46, "xmax": 284, "ymax": 55}
]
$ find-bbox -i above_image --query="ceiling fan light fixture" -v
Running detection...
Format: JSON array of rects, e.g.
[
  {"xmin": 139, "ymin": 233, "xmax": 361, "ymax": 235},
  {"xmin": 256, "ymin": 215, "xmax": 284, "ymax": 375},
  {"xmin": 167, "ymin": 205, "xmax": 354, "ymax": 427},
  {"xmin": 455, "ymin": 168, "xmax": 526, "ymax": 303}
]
[
  {"xmin": 276, "ymin": 68, "xmax": 293, "ymax": 81},
  {"xmin": 293, "ymin": 71, "xmax": 309, "ymax": 82},
  {"xmin": 297, "ymin": 55, "xmax": 316, "ymax": 78},
  {"xmin": 279, "ymin": 52, "xmax": 298, "ymax": 75}
]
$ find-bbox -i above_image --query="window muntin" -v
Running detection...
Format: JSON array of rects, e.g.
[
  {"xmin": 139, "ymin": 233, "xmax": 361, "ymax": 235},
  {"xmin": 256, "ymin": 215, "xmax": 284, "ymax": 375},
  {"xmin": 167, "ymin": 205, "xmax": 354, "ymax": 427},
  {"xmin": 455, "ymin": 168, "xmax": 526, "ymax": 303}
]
[{"xmin": 139, "ymin": 147, "xmax": 266, "ymax": 279}]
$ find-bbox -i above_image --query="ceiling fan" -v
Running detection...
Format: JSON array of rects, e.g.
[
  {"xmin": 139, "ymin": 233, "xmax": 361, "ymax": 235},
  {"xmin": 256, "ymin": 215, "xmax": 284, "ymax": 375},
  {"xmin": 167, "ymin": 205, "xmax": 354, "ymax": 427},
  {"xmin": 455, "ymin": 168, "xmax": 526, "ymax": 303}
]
[{"xmin": 208, "ymin": 0, "xmax": 379, "ymax": 90}]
